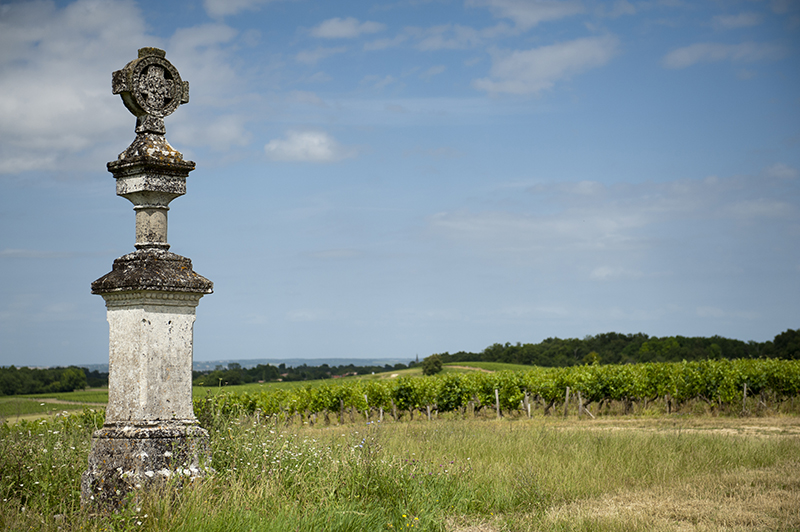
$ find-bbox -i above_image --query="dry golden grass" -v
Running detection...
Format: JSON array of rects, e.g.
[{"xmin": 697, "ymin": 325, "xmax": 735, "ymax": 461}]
[
  {"xmin": 540, "ymin": 460, "xmax": 800, "ymax": 531},
  {"xmin": 447, "ymin": 416, "xmax": 800, "ymax": 532}
]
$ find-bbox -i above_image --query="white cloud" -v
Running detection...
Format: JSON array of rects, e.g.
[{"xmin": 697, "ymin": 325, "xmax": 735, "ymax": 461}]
[
  {"xmin": 204, "ymin": 0, "xmax": 278, "ymax": 18},
  {"xmin": 0, "ymin": 0, "xmax": 152, "ymax": 174},
  {"xmin": 0, "ymin": 1, "xmax": 257, "ymax": 175},
  {"xmin": 467, "ymin": 0, "xmax": 585, "ymax": 30},
  {"xmin": 760, "ymin": 163, "xmax": 798, "ymax": 180},
  {"xmin": 364, "ymin": 34, "xmax": 409, "ymax": 51},
  {"xmin": 296, "ymin": 46, "xmax": 348, "ymax": 65},
  {"xmin": 311, "ymin": 17, "xmax": 386, "ymax": 38},
  {"xmin": 168, "ymin": 24, "xmax": 242, "ymax": 105},
  {"xmin": 603, "ymin": 0, "xmax": 636, "ymax": 18},
  {"xmin": 662, "ymin": 42, "xmax": 784, "ymax": 69},
  {"xmin": 473, "ymin": 35, "xmax": 618, "ymax": 95},
  {"xmin": 264, "ymin": 130, "xmax": 357, "ymax": 162},
  {"xmin": 364, "ymin": 22, "xmax": 510, "ymax": 52},
  {"xmin": 428, "ymin": 167, "xmax": 798, "ymax": 265},
  {"xmin": 420, "ymin": 65, "xmax": 447, "ymax": 80},
  {"xmin": 410, "ymin": 23, "xmax": 510, "ymax": 50},
  {"xmin": 712, "ymin": 12, "xmax": 763, "ymax": 30}
]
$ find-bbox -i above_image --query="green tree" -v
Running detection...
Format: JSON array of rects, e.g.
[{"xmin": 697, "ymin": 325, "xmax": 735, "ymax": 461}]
[
  {"xmin": 774, "ymin": 329, "xmax": 800, "ymax": 359},
  {"xmin": 421, "ymin": 354, "xmax": 443, "ymax": 376},
  {"xmin": 59, "ymin": 367, "xmax": 87, "ymax": 392}
]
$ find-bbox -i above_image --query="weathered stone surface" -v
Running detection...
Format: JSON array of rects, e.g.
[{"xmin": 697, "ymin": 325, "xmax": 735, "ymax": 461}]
[
  {"xmin": 92, "ymin": 249, "xmax": 212, "ymax": 294},
  {"xmin": 111, "ymin": 133, "xmax": 192, "ymax": 166},
  {"xmin": 103, "ymin": 293, "xmax": 201, "ymax": 422},
  {"xmin": 107, "ymin": 134, "xmax": 195, "ymax": 251},
  {"xmin": 81, "ymin": 423, "xmax": 211, "ymax": 510},
  {"xmin": 112, "ymin": 47, "xmax": 189, "ymax": 135},
  {"xmin": 81, "ymin": 286, "xmax": 212, "ymax": 508}
]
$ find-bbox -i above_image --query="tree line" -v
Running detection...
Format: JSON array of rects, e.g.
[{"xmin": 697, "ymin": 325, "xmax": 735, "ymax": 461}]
[
  {"xmin": 2, "ymin": 329, "xmax": 796, "ymax": 396},
  {"xmin": 192, "ymin": 361, "xmax": 417, "ymax": 387},
  {"xmin": 0, "ymin": 366, "xmax": 106, "ymax": 396},
  {"xmin": 434, "ymin": 329, "xmax": 800, "ymax": 367}
]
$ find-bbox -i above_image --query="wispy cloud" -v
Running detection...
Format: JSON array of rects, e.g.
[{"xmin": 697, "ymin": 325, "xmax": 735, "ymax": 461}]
[
  {"xmin": 428, "ymin": 166, "xmax": 799, "ymax": 272},
  {"xmin": 409, "ymin": 23, "xmax": 511, "ymax": 50},
  {"xmin": 712, "ymin": 12, "xmax": 763, "ymax": 30},
  {"xmin": 264, "ymin": 130, "xmax": 357, "ymax": 162},
  {"xmin": 467, "ymin": 0, "xmax": 585, "ymax": 30},
  {"xmin": 662, "ymin": 41, "xmax": 784, "ymax": 69},
  {"xmin": 420, "ymin": 65, "xmax": 447, "ymax": 80},
  {"xmin": 0, "ymin": 0, "xmax": 256, "ymax": 175},
  {"xmin": 0, "ymin": 0, "xmax": 150, "ymax": 174},
  {"xmin": 311, "ymin": 17, "xmax": 386, "ymax": 38},
  {"xmin": 296, "ymin": 46, "xmax": 348, "ymax": 65},
  {"xmin": 204, "ymin": 0, "xmax": 279, "ymax": 18},
  {"xmin": 473, "ymin": 35, "xmax": 618, "ymax": 94}
]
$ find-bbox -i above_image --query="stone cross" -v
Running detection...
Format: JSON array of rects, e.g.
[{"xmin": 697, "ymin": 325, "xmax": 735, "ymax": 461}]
[{"xmin": 82, "ymin": 47, "xmax": 213, "ymax": 510}]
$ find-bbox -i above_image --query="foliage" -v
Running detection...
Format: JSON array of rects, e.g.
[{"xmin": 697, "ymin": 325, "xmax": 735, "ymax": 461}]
[
  {"xmin": 421, "ymin": 355, "xmax": 443, "ymax": 376},
  {"xmin": 0, "ymin": 366, "xmax": 90, "ymax": 396},
  {"xmin": 193, "ymin": 359, "xmax": 800, "ymax": 421},
  {"xmin": 434, "ymin": 329, "xmax": 799, "ymax": 367},
  {"xmin": 2, "ymin": 412, "xmax": 800, "ymax": 531},
  {"xmin": 192, "ymin": 361, "xmax": 412, "ymax": 386}
]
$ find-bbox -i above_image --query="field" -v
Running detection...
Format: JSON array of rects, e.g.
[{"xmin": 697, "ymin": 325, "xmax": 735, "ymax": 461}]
[
  {"xmin": 1, "ymin": 410, "xmax": 799, "ymax": 531},
  {"xmin": 0, "ymin": 362, "xmax": 490, "ymax": 422},
  {"xmin": 2, "ymin": 360, "xmax": 800, "ymax": 531},
  {"xmin": 0, "ymin": 397, "xmax": 88, "ymax": 418}
]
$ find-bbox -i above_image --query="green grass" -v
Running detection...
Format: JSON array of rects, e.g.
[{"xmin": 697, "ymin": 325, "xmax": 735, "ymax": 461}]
[
  {"xmin": 355, "ymin": 366, "xmax": 424, "ymax": 379},
  {"xmin": 194, "ymin": 380, "xmax": 296, "ymax": 398},
  {"xmin": 194, "ymin": 367, "xmax": 429, "ymax": 396},
  {"xmin": 0, "ymin": 397, "xmax": 88, "ymax": 418},
  {"xmin": 19, "ymin": 389, "xmax": 109, "ymax": 404},
  {"xmin": 2, "ymin": 411, "xmax": 799, "ymax": 531},
  {"xmin": 444, "ymin": 361, "xmax": 533, "ymax": 372}
]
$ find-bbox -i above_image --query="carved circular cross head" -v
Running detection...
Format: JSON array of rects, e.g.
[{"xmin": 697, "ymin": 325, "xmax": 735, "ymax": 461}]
[{"xmin": 113, "ymin": 48, "xmax": 189, "ymax": 135}]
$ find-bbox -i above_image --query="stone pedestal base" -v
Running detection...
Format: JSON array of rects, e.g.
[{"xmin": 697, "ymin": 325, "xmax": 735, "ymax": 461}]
[{"xmin": 81, "ymin": 422, "xmax": 212, "ymax": 509}]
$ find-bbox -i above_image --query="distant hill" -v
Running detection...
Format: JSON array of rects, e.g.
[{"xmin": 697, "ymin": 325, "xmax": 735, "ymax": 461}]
[
  {"xmin": 193, "ymin": 358, "xmax": 408, "ymax": 371},
  {"xmin": 77, "ymin": 357, "xmax": 409, "ymax": 373}
]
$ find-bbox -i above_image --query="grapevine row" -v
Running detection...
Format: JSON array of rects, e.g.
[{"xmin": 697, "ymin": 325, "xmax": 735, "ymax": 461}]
[{"xmin": 194, "ymin": 358, "xmax": 800, "ymax": 423}]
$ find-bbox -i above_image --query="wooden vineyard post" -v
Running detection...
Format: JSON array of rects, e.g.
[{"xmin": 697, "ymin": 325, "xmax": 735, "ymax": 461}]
[
  {"xmin": 743, "ymin": 383, "xmax": 748, "ymax": 414},
  {"xmin": 523, "ymin": 392, "xmax": 531, "ymax": 418},
  {"xmin": 564, "ymin": 386, "xmax": 570, "ymax": 417},
  {"xmin": 495, "ymin": 389, "xmax": 501, "ymax": 419},
  {"xmin": 578, "ymin": 391, "xmax": 583, "ymax": 419}
]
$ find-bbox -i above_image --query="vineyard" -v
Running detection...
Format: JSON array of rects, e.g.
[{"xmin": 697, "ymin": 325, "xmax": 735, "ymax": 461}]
[{"xmin": 194, "ymin": 358, "xmax": 800, "ymax": 424}]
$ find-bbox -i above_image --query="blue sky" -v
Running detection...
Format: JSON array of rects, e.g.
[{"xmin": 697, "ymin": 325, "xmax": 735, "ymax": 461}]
[{"xmin": 1, "ymin": 0, "xmax": 799, "ymax": 367}]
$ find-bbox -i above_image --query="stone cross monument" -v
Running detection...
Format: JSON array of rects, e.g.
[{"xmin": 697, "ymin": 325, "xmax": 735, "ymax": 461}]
[{"xmin": 82, "ymin": 47, "xmax": 213, "ymax": 509}]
